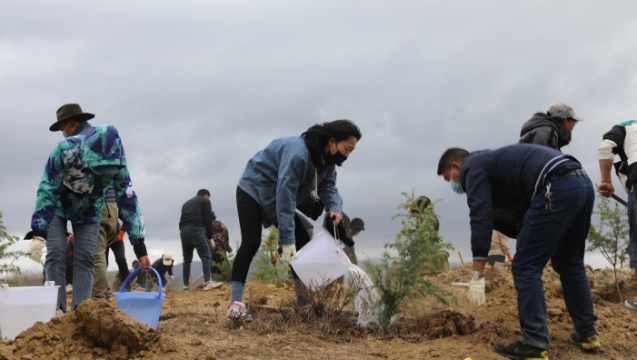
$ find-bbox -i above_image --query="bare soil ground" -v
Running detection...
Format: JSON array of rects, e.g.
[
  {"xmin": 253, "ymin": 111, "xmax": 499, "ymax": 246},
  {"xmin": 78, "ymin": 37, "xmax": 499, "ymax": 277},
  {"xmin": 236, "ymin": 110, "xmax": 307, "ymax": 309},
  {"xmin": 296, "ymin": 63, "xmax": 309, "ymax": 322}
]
[{"xmin": 0, "ymin": 264, "xmax": 636, "ymax": 360}]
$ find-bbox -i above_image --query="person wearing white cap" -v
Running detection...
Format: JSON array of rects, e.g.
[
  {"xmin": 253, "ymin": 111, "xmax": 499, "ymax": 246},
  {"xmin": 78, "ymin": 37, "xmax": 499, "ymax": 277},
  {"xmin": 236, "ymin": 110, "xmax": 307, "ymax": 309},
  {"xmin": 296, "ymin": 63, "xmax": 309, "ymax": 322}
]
[
  {"xmin": 147, "ymin": 254, "xmax": 174, "ymax": 291},
  {"xmin": 519, "ymin": 103, "xmax": 584, "ymax": 151}
]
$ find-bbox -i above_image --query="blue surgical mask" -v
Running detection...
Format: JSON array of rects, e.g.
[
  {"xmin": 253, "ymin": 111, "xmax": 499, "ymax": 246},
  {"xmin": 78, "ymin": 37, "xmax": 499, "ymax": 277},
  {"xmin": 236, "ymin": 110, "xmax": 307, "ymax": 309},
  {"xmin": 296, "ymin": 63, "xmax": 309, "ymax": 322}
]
[
  {"xmin": 450, "ymin": 168, "xmax": 465, "ymax": 194},
  {"xmin": 61, "ymin": 122, "xmax": 69, "ymax": 138}
]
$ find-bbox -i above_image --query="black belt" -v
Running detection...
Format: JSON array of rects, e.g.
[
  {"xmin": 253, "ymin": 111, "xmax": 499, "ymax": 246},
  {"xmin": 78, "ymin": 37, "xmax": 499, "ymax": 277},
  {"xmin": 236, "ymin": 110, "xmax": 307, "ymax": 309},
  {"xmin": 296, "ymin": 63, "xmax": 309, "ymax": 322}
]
[{"xmin": 547, "ymin": 169, "xmax": 586, "ymax": 182}]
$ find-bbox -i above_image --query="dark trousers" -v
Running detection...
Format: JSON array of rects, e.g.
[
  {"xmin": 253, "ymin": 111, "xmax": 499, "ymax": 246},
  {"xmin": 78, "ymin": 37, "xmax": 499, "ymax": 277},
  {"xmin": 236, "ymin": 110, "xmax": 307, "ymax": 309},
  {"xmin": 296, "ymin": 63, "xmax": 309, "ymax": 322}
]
[
  {"xmin": 105, "ymin": 240, "xmax": 130, "ymax": 283},
  {"xmin": 231, "ymin": 186, "xmax": 311, "ymax": 283},
  {"xmin": 180, "ymin": 225, "xmax": 212, "ymax": 285},
  {"xmin": 513, "ymin": 173, "xmax": 598, "ymax": 349},
  {"xmin": 211, "ymin": 250, "xmax": 225, "ymax": 275},
  {"xmin": 487, "ymin": 255, "xmax": 506, "ymax": 266}
]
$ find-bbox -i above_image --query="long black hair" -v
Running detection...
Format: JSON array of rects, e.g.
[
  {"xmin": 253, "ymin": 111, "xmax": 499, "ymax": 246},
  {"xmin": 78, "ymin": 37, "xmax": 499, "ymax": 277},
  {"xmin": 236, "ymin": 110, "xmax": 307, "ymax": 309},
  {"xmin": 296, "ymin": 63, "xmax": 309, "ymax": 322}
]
[{"xmin": 302, "ymin": 119, "xmax": 362, "ymax": 168}]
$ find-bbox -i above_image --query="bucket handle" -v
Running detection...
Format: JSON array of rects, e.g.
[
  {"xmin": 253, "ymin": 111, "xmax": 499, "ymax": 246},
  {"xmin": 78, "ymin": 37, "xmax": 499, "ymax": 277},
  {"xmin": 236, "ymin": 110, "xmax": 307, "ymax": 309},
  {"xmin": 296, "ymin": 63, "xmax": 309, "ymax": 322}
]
[{"xmin": 119, "ymin": 266, "xmax": 163, "ymax": 300}]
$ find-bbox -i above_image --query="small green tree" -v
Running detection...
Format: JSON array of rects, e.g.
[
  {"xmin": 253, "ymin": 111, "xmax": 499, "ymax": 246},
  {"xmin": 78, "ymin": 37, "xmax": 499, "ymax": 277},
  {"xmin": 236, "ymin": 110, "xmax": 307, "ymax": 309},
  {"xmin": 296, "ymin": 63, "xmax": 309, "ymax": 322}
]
[
  {"xmin": 211, "ymin": 253, "xmax": 232, "ymax": 282},
  {"xmin": 0, "ymin": 211, "xmax": 24, "ymax": 281},
  {"xmin": 587, "ymin": 194, "xmax": 630, "ymax": 301},
  {"xmin": 249, "ymin": 226, "xmax": 290, "ymax": 287},
  {"xmin": 365, "ymin": 191, "xmax": 456, "ymax": 327}
]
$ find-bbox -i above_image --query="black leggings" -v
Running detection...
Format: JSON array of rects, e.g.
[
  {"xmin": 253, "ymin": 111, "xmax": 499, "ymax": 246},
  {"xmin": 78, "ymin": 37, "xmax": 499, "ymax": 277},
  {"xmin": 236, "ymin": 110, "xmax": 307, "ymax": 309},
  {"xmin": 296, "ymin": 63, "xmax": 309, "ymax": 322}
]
[
  {"xmin": 106, "ymin": 240, "xmax": 130, "ymax": 283},
  {"xmin": 231, "ymin": 186, "xmax": 311, "ymax": 283}
]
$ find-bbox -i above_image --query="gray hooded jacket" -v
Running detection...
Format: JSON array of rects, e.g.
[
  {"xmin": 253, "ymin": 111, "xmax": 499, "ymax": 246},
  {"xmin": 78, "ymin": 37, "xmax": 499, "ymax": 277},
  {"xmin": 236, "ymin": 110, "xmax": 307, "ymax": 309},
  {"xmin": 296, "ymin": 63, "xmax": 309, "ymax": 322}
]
[{"xmin": 519, "ymin": 113, "xmax": 571, "ymax": 151}]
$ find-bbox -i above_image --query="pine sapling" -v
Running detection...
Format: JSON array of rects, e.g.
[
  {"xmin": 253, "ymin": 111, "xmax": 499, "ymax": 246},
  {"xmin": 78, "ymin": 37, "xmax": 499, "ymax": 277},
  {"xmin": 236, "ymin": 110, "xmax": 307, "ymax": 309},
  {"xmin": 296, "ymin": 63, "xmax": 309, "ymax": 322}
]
[
  {"xmin": 365, "ymin": 191, "xmax": 456, "ymax": 327},
  {"xmin": 249, "ymin": 226, "xmax": 290, "ymax": 287},
  {"xmin": 587, "ymin": 194, "xmax": 630, "ymax": 301}
]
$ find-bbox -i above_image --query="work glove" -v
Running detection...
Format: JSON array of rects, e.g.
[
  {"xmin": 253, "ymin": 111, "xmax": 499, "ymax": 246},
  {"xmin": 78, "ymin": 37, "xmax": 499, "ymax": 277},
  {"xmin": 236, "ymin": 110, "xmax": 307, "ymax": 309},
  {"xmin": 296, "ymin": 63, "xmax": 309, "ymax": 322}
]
[
  {"xmin": 26, "ymin": 237, "xmax": 45, "ymax": 263},
  {"xmin": 208, "ymin": 239, "xmax": 215, "ymax": 249},
  {"xmin": 169, "ymin": 275, "xmax": 174, "ymax": 280},
  {"xmin": 227, "ymin": 248, "xmax": 237, "ymax": 261},
  {"xmin": 468, "ymin": 271, "xmax": 486, "ymax": 307},
  {"xmin": 280, "ymin": 244, "xmax": 298, "ymax": 264},
  {"xmin": 507, "ymin": 254, "xmax": 514, "ymax": 262}
]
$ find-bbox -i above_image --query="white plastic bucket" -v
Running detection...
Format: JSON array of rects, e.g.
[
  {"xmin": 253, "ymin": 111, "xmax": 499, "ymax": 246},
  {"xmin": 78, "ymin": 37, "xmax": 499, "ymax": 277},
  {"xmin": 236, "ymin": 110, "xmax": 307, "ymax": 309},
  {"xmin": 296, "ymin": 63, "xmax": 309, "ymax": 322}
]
[
  {"xmin": 290, "ymin": 228, "xmax": 352, "ymax": 289},
  {"xmin": 0, "ymin": 281, "xmax": 59, "ymax": 340}
]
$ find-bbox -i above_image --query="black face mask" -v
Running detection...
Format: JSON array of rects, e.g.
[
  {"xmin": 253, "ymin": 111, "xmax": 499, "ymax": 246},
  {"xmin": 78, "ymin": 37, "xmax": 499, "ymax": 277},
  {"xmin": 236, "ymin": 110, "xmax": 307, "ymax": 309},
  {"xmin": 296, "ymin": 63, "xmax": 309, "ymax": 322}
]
[{"xmin": 326, "ymin": 143, "xmax": 348, "ymax": 166}]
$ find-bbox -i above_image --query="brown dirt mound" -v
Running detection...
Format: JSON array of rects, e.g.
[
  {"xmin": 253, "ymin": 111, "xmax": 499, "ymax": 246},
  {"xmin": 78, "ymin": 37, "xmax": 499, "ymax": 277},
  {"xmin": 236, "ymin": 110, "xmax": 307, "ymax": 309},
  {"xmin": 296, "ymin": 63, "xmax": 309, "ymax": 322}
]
[
  {"xmin": 392, "ymin": 310, "xmax": 476, "ymax": 342},
  {"xmin": 0, "ymin": 300, "xmax": 177, "ymax": 360}
]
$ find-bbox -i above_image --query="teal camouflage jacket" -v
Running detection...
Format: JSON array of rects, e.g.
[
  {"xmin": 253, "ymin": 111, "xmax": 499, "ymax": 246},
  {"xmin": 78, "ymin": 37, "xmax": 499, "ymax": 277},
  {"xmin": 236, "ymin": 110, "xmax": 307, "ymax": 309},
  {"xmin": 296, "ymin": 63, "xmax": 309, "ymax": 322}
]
[{"xmin": 30, "ymin": 125, "xmax": 145, "ymax": 244}]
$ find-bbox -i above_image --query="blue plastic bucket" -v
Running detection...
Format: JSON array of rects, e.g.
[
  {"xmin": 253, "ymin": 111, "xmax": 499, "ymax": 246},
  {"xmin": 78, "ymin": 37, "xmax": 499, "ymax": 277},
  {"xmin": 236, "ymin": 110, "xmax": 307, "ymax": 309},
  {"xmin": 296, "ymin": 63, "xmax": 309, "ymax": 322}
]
[{"xmin": 115, "ymin": 266, "xmax": 166, "ymax": 329}]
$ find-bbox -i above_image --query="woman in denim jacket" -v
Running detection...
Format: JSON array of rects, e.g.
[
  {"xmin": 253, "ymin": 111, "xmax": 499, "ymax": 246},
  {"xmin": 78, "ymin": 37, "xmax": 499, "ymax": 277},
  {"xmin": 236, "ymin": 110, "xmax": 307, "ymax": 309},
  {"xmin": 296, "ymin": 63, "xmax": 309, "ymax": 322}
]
[{"xmin": 227, "ymin": 120, "xmax": 362, "ymax": 321}]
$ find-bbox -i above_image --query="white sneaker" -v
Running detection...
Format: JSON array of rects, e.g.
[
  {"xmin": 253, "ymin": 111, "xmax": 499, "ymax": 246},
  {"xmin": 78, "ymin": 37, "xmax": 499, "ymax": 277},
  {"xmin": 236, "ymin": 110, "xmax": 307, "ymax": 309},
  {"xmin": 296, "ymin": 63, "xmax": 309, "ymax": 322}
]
[
  {"xmin": 55, "ymin": 309, "xmax": 65, "ymax": 317},
  {"xmin": 226, "ymin": 301, "xmax": 252, "ymax": 321},
  {"xmin": 203, "ymin": 280, "xmax": 223, "ymax": 291},
  {"xmin": 65, "ymin": 284, "xmax": 73, "ymax": 294}
]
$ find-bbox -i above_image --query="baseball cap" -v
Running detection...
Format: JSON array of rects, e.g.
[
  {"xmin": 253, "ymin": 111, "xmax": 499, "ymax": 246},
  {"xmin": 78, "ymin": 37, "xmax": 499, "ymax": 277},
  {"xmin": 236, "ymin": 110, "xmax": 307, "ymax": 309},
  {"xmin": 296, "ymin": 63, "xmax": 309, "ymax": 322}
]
[
  {"xmin": 350, "ymin": 218, "xmax": 365, "ymax": 232},
  {"xmin": 162, "ymin": 254, "xmax": 173, "ymax": 266},
  {"xmin": 547, "ymin": 103, "xmax": 584, "ymax": 122}
]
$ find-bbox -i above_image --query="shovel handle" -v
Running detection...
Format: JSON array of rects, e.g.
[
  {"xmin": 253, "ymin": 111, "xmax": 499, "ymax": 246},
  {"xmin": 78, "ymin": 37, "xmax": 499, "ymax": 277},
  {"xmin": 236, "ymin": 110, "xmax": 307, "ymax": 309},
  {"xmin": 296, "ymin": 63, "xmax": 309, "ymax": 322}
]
[{"xmin": 611, "ymin": 194, "xmax": 628, "ymax": 207}]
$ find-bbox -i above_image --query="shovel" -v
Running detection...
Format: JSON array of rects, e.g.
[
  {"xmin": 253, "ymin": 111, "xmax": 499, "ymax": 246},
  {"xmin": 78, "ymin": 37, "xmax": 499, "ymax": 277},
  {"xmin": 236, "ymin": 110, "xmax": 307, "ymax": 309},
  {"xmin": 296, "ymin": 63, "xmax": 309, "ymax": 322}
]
[{"xmin": 612, "ymin": 194, "xmax": 627, "ymax": 207}]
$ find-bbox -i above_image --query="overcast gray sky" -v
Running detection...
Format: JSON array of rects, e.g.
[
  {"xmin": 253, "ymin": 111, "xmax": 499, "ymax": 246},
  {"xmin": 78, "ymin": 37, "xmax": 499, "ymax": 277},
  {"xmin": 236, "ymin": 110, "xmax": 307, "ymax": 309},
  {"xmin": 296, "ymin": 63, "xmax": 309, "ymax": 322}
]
[{"xmin": 2, "ymin": 1, "xmax": 636, "ymax": 273}]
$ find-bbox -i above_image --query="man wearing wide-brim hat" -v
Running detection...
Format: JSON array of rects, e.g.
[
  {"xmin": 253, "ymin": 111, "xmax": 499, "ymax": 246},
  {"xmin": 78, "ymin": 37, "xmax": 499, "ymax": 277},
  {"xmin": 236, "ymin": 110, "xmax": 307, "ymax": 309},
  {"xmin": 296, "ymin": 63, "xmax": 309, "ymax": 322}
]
[
  {"xmin": 26, "ymin": 103, "xmax": 151, "ymax": 313},
  {"xmin": 48, "ymin": 103, "xmax": 95, "ymax": 133}
]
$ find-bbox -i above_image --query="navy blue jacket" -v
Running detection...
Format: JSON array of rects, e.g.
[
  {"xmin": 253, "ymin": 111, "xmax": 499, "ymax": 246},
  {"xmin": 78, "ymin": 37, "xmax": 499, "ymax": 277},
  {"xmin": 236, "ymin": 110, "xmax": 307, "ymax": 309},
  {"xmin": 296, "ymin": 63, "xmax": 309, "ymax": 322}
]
[{"xmin": 459, "ymin": 144, "xmax": 580, "ymax": 261}]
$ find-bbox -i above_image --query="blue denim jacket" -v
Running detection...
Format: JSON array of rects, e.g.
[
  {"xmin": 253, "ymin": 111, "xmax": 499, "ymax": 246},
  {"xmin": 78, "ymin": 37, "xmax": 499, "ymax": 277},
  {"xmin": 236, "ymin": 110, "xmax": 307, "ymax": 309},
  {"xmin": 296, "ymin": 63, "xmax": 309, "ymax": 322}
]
[{"xmin": 238, "ymin": 135, "xmax": 342, "ymax": 245}]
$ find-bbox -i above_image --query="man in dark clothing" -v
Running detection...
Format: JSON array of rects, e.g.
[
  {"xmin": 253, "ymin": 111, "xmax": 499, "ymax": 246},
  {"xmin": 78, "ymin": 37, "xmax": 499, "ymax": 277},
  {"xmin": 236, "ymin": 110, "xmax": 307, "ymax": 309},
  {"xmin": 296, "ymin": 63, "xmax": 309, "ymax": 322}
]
[
  {"xmin": 179, "ymin": 189, "xmax": 217, "ymax": 291},
  {"xmin": 322, "ymin": 211, "xmax": 356, "ymax": 263},
  {"xmin": 131, "ymin": 259, "xmax": 146, "ymax": 291},
  {"xmin": 146, "ymin": 254, "xmax": 174, "ymax": 291},
  {"xmin": 106, "ymin": 223, "xmax": 130, "ymax": 290},
  {"xmin": 437, "ymin": 144, "xmax": 599, "ymax": 360},
  {"xmin": 519, "ymin": 103, "xmax": 584, "ymax": 151}
]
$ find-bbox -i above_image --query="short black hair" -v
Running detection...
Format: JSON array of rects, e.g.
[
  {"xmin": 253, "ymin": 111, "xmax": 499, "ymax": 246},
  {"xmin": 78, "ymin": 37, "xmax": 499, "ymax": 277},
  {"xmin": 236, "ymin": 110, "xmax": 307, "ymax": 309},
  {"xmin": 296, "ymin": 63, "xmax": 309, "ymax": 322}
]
[
  {"xmin": 197, "ymin": 189, "xmax": 210, "ymax": 197},
  {"xmin": 437, "ymin": 148, "xmax": 468, "ymax": 175}
]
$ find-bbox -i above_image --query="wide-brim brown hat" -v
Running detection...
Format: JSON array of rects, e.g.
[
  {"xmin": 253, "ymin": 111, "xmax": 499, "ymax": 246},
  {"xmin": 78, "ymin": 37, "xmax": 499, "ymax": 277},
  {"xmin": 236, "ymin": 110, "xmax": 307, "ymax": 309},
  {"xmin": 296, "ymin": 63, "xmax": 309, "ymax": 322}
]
[{"xmin": 49, "ymin": 103, "xmax": 95, "ymax": 131}]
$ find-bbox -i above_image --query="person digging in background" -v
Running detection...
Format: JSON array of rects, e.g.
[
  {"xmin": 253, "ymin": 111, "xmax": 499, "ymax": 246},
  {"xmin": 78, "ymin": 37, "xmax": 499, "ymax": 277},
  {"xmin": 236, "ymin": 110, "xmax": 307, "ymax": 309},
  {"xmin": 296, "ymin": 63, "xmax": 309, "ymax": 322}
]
[
  {"xmin": 597, "ymin": 119, "xmax": 637, "ymax": 311},
  {"xmin": 105, "ymin": 222, "xmax": 130, "ymax": 291},
  {"xmin": 179, "ymin": 189, "xmax": 220, "ymax": 291},
  {"xmin": 146, "ymin": 254, "xmax": 174, "ymax": 292},
  {"xmin": 228, "ymin": 119, "xmax": 361, "ymax": 321},
  {"xmin": 347, "ymin": 217, "xmax": 365, "ymax": 265},
  {"xmin": 488, "ymin": 230, "xmax": 513, "ymax": 274},
  {"xmin": 322, "ymin": 200, "xmax": 357, "ymax": 264},
  {"xmin": 130, "ymin": 260, "xmax": 146, "ymax": 291},
  {"xmin": 26, "ymin": 104, "xmax": 151, "ymax": 314},
  {"xmin": 209, "ymin": 219, "xmax": 231, "ymax": 285},
  {"xmin": 437, "ymin": 144, "xmax": 600, "ymax": 359},
  {"xmin": 406, "ymin": 196, "xmax": 449, "ymax": 273}
]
